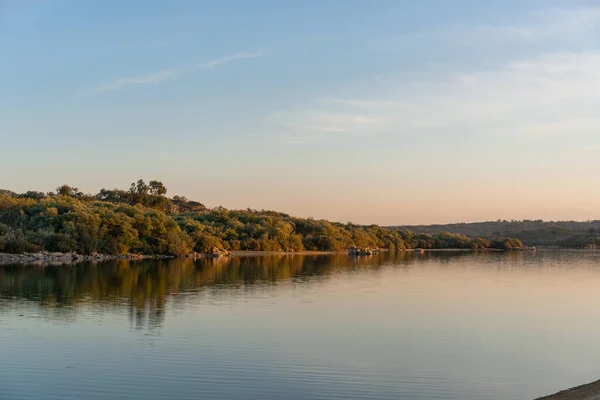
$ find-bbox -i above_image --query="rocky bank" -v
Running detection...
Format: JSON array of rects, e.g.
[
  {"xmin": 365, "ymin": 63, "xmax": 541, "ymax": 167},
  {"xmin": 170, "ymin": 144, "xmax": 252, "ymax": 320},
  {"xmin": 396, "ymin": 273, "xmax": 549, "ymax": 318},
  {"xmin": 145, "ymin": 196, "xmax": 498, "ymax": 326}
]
[{"xmin": 0, "ymin": 248, "xmax": 234, "ymax": 265}]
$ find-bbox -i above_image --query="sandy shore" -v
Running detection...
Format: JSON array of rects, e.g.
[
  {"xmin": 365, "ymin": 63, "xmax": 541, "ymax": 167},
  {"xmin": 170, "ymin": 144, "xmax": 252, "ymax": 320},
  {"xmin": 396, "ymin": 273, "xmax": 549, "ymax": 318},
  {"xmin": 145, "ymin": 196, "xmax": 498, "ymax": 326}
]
[{"xmin": 536, "ymin": 380, "xmax": 600, "ymax": 400}]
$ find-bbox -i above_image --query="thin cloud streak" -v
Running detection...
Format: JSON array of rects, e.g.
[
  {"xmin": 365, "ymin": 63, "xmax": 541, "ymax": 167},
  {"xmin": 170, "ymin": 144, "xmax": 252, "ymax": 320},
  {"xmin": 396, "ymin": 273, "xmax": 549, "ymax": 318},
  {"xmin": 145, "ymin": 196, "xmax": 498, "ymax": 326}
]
[
  {"xmin": 265, "ymin": 7, "xmax": 600, "ymax": 145},
  {"xmin": 92, "ymin": 68, "xmax": 184, "ymax": 92},
  {"xmin": 91, "ymin": 52, "xmax": 262, "ymax": 93},
  {"xmin": 271, "ymin": 51, "xmax": 600, "ymax": 143},
  {"xmin": 196, "ymin": 52, "xmax": 262, "ymax": 69}
]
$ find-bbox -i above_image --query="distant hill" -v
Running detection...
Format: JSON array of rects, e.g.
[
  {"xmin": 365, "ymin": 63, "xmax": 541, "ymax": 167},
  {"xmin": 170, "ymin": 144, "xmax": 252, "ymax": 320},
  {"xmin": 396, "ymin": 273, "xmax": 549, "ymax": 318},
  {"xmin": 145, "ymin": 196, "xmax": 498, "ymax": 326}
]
[{"xmin": 389, "ymin": 220, "xmax": 600, "ymax": 247}]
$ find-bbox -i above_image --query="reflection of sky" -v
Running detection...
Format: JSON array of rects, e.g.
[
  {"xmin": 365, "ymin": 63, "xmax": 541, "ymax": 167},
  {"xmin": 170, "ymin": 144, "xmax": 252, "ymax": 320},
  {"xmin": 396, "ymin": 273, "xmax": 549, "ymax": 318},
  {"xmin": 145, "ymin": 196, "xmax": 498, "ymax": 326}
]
[{"xmin": 2, "ymin": 252, "xmax": 600, "ymax": 399}]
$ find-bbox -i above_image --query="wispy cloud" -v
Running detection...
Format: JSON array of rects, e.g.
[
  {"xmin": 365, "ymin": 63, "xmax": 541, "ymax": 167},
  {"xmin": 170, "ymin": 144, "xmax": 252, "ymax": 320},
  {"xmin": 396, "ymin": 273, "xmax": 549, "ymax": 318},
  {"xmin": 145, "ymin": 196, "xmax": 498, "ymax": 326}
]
[
  {"xmin": 276, "ymin": 52, "xmax": 600, "ymax": 140},
  {"xmin": 196, "ymin": 52, "xmax": 262, "ymax": 69},
  {"xmin": 270, "ymin": 7, "xmax": 600, "ymax": 144},
  {"xmin": 90, "ymin": 51, "xmax": 262, "ymax": 93},
  {"xmin": 525, "ymin": 7, "xmax": 600, "ymax": 39},
  {"xmin": 368, "ymin": 7, "xmax": 600, "ymax": 59},
  {"xmin": 92, "ymin": 68, "xmax": 184, "ymax": 93},
  {"xmin": 268, "ymin": 112, "xmax": 383, "ymax": 143}
]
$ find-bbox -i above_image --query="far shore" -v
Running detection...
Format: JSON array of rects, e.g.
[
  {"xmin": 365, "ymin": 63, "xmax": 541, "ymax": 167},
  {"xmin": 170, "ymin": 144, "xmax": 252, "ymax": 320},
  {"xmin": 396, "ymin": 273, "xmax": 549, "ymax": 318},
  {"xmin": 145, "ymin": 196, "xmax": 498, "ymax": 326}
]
[{"xmin": 535, "ymin": 379, "xmax": 600, "ymax": 400}]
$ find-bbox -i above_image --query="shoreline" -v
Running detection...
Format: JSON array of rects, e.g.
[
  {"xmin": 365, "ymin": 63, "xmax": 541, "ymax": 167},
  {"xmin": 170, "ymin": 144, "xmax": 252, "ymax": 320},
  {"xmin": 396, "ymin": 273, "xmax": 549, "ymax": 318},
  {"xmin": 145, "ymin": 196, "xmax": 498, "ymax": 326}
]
[
  {"xmin": 0, "ymin": 247, "xmax": 556, "ymax": 266},
  {"xmin": 231, "ymin": 250, "xmax": 344, "ymax": 256},
  {"xmin": 0, "ymin": 249, "xmax": 358, "ymax": 264},
  {"xmin": 535, "ymin": 379, "xmax": 600, "ymax": 400},
  {"xmin": 0, "ymin": 247, "xmax": 580, "ymax": 265},
  {"xmin": 0, "ymin": 252, "xmax": 176, "ymax": 265},
  {"xmin": 0, "ymin": 248, "xmax": 440, "ymax": 265}
]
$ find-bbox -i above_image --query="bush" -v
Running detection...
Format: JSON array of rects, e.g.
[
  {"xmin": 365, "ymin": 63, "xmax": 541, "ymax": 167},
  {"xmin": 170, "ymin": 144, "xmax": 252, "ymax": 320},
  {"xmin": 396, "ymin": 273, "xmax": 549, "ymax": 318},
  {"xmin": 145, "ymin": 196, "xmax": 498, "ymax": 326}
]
[
  {"xmin": 0, "ymin": 233, "xmax": 40, "ymax": 253},
  {"xmin": 193, "ymin": 232, "xmax": 224, "ymax": 253},
  {"xmin": 44, "ymin": 233, "xmax": 76, "ymax": 252}
]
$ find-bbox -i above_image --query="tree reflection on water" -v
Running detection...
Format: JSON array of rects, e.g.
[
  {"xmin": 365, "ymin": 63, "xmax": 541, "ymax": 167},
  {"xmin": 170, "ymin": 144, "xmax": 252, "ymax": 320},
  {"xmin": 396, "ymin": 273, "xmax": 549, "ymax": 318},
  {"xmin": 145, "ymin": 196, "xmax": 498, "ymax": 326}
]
[{"xmin": 0, "ymin": 251, "xmax": 487, "ymax": 329}]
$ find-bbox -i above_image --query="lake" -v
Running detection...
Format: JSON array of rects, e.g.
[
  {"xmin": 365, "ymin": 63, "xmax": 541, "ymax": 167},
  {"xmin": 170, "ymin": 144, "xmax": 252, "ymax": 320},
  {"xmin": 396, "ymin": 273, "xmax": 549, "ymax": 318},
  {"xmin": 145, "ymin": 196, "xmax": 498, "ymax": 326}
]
[{"xmin": 1, "ymin": 251, "xmax": 600, "ymax": 400}]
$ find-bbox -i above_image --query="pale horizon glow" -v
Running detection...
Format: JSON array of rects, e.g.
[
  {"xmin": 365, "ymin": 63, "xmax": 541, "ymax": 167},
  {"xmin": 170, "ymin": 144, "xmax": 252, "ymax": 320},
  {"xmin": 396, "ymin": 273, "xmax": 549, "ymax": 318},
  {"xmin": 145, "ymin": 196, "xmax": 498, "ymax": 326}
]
[{"xmin": 2, "ymin": 1, "xmax": 600, "ymax": 225}]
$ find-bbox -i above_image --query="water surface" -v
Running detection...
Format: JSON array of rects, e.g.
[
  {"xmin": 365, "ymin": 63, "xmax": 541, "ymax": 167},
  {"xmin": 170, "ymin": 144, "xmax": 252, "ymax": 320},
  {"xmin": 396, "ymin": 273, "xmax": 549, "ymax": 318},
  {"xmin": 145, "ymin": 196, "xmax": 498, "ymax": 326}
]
[{"xmin": 2, "ymin": 251, "xmax": 600, "ymax": 399}]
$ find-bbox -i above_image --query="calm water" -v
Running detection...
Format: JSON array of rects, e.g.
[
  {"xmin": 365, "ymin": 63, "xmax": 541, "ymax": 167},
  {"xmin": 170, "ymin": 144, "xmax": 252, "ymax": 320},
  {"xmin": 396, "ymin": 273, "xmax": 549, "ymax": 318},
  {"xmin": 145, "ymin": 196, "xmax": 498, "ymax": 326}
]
[{"xmin": 2, "ymin": 251, "xmax": 600, "ymax": 400}]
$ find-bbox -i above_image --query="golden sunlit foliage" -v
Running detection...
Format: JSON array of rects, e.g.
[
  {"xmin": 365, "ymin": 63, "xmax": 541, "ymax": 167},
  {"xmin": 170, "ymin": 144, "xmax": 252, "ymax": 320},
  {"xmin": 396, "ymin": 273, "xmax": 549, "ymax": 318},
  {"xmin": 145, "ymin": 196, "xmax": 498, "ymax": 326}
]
[{"xmin": 0, "ymin": 180, "xmax": 515, "ymax": 255}]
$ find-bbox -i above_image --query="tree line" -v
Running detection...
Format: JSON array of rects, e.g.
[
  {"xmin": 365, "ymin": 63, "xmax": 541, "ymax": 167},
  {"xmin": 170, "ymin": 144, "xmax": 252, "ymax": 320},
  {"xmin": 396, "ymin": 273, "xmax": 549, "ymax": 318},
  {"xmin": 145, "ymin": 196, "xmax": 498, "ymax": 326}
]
[{"xmin": 0, "ymin": 180, "xmax": 523, "ymax": 256}]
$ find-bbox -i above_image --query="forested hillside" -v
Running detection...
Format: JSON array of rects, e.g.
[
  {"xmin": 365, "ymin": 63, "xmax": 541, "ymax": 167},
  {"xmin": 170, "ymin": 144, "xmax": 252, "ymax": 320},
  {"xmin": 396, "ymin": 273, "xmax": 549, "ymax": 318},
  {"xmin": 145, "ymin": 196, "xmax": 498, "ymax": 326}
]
[{"xmin": 0, "ymin": 180, "xmax": 521, "ymax": 255}]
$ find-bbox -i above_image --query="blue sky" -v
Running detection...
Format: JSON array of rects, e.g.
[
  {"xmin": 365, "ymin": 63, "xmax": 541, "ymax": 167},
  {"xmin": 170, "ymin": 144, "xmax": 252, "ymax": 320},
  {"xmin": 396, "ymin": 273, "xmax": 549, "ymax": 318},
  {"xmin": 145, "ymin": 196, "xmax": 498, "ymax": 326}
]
[{"xmin": 2, "ymin": 0, "xmax": 600, "ymax": 224}]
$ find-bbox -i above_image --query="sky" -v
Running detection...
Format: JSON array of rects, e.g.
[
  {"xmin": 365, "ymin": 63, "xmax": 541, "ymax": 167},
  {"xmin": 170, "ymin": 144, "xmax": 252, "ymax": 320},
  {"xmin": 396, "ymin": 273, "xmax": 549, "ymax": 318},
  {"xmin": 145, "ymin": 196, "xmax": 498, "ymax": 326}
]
[{"xmin": 2, "ymin": 0, "xmax": 600, "ymax": 225}]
